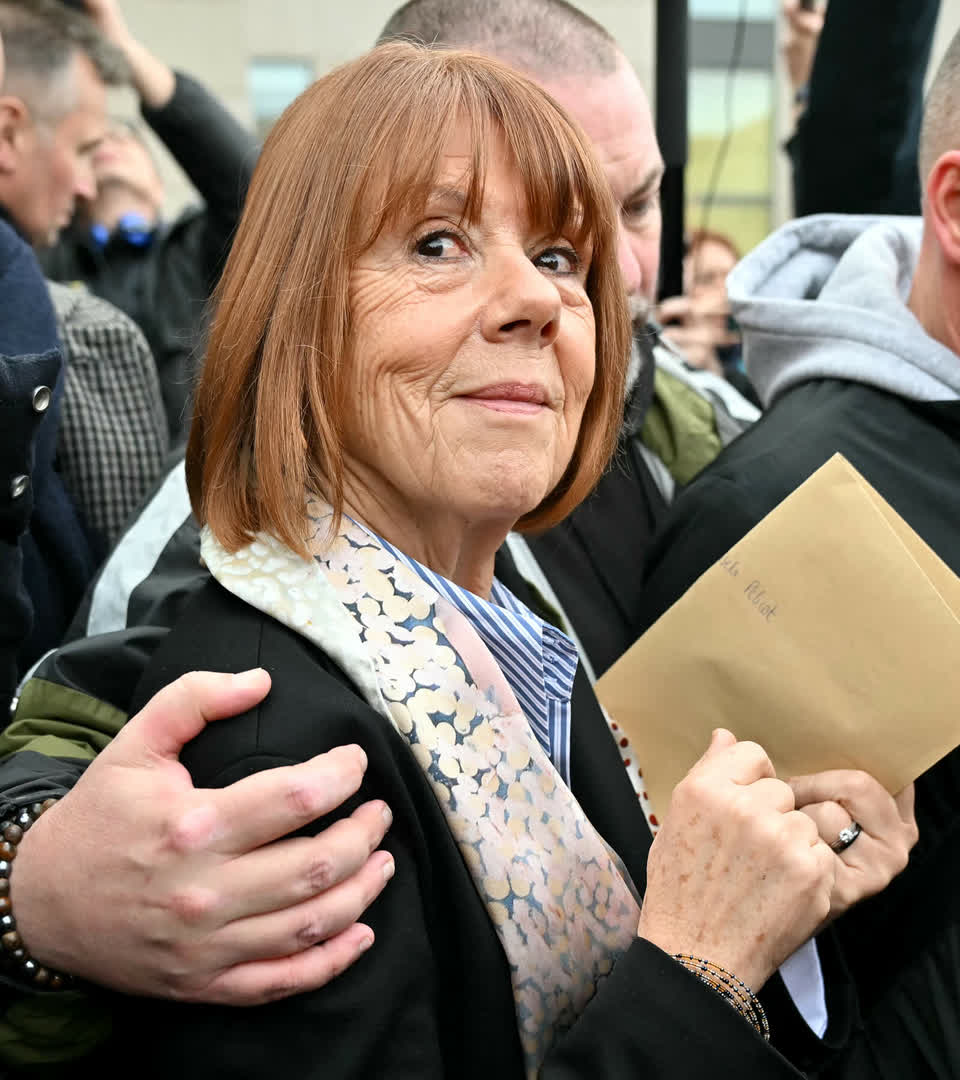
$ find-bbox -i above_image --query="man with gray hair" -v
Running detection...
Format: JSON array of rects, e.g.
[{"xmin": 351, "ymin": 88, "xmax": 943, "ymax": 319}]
[
  {"xmin": 0, "ymin": 0, "xmax": 118, "ymax": 685},
  {"xmin": 0, "ymin": 0, "xmax": 168, "ymax": 677},
  {"xmin": 0, "ymin": 0, "xmax": 126, "ymax": 247}
]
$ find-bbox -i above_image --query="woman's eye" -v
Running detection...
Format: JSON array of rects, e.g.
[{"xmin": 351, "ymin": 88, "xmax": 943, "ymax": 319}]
[
  {"xmin": 415, "ymin": 232, "xmax": 465, "ymax": 259},
  {"xmin": 533, "ymin": 247, "xmax": 581, "ymax": 274}
]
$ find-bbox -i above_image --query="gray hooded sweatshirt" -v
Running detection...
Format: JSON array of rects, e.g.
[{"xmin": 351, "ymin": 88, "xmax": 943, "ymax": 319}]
[{"xmin": 726, "ymin": 213, "xmax": 960, "ymax": 408}]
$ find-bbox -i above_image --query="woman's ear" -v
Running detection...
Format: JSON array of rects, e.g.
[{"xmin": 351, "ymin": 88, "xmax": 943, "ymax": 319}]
[{"xmin": 924, "ymin": 149, "xmax": 960, "ymax": 268}]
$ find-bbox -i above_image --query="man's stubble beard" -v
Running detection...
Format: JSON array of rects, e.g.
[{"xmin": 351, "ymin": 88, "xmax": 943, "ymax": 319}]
[{"xmin": 627, "ymin": 291, "xmax": 652, "ymax": 328}]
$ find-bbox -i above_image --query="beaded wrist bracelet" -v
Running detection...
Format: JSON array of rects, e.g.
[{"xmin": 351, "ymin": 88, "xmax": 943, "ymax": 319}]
[
  {"xmin": 673, "ymin": 953, "xmax": 769, "ymax": 1040},
  {"xmin": 0, "ymin": 799, "xmax": 73, "ymax": 990}
]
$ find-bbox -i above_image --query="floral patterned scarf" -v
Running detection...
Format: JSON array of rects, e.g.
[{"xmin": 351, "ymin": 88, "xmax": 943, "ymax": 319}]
[{"xmin": 203, "ymin": 504, "xmax": 641, "ymax": 1076}]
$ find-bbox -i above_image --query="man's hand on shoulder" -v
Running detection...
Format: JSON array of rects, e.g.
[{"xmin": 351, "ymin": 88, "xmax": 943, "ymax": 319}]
[{"xmin": 12, "ymin": 669, "xmax": 394, "ymax": 1004}]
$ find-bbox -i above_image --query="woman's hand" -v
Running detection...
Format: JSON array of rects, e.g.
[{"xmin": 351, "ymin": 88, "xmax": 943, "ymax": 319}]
[
  {"xmin": 789, "ymin": 771, "xmax": 918, "ymax": 924},
  {"xmin": 637, "ymin": 728, "xmax": 834, "ymax": 992}
]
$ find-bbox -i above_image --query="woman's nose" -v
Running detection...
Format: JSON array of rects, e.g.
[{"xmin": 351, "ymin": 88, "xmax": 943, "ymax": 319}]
[{"xmin": 484, "ymin": 256, "xmax": 562, "ymax": 349}]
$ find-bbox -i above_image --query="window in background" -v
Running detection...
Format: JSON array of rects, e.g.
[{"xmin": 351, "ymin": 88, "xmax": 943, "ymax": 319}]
[
  {"xmin": 690, "ymin": 0, "xmax": 775, "ymax": 21},
  {"xmin": 248, "ymin": 58, "xmax": 315, "ymax": 138},
  {"xmin": 687, "ymin": 7, "xmax": 776, "ymax": 254}
]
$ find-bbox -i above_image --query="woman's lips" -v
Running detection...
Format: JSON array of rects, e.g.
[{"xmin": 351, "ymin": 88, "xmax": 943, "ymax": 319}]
[{"xmin": 460, "ymin": 383, "xmax": 549, "ymax": 415}]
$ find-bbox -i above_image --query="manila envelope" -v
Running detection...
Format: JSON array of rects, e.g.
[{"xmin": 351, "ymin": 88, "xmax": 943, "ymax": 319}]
[{"xmin": 595, "ymin": 453, "xmax": 960, "ymax": 821}]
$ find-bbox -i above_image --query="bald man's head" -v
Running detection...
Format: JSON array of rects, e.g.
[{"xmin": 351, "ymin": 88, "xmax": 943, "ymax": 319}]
[
  {"xmin": 920, "ymin": 28, "xmax": 960, "ymax": 188},
  {"xmin": 379, "ymin": 0, "xmax": 620, "ymax": 81},
  {"xmin": 379, "ymin": 0, "xmax": 664, "ymax": 311}
]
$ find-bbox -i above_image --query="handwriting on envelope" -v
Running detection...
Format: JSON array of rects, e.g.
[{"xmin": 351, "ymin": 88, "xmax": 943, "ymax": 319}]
[{"xmin": 595, "ymin": 454, "xmax": 960, "ymax": 821}]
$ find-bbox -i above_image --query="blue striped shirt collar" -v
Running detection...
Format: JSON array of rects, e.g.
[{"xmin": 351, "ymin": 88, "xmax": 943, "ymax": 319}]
[{"xmin": 352, "ymin": 521, "xmax": 578, "ymax": 784}]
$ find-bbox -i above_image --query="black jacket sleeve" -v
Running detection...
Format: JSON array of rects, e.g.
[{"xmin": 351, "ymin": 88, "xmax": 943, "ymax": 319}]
[
  {"xmin": 545, "ymin": 939, "xmax": 804, "ymax": 1079},
  {"xmin": 141, "ymin": 71, "xmax": 259, "ymax": 282},
  {"xmin": 787, "ymin": 0, "xmax": 940, "ymax": 217}
]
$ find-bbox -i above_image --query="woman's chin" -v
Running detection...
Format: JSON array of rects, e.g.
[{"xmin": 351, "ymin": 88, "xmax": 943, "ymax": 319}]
[{"xmin": 452, "ymin": 473, "xmax": 554, "ymax": 529}]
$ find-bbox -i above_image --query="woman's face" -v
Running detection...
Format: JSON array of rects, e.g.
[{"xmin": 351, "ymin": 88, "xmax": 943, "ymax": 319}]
[{"xmin": 342, "ymin": 127, "xmax": 597, "ymax": 542}]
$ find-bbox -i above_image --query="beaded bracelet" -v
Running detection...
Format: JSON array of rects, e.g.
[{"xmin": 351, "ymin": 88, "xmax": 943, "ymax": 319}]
[
  {"xmin": 673, "ymin": 953, "xmax": 769, "ymax": 1040},
  {"xmin": 0, "ymin": 799, "xmax": 73, "ymax": 990}
]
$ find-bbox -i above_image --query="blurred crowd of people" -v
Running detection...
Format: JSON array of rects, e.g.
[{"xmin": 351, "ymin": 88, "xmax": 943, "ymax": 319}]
[{"xmin": 0, "ymin": 0, "xmax": 956, "ymax": 1076}]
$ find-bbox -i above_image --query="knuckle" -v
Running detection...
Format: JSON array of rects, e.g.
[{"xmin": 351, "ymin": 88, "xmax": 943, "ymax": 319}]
[
  {"xmin": 304, "ymin": 853, "xmax": 338, "ymax": 894},
  {"xmin": 168, "ymin": 885, "xmax": 220, "ymax": 927},
  {"xmin": 779, "ymin": 840, "xmax": 809, "ymax": 878},
  {"xmin": 729, "ymin": 788, "xmax": 761, "ymax": 828},
  {"xmin": 779, "ymin": 821, "xmax": 817, "ymax": 868},
  {"xmin": 739, "ymin": 741, "xmax": 771, "ymax": 768},
  {"xmin": 843, "ymin": 771, "xmax": 873, "ymax": 801},
  {"xmin": 165, "ymin": 804, "xmax": 218, "ymax": 855},
  {"xmin": 728, "ymin": 804, "xmax": 755, "ymax": 838},
  {"xmin": 798, "ymin": 812, "xmax": 821, "ymax": 845},
  {"xmin": 168, "ymin": 670, "xmax": 207, "ymax": 709},
  {"xmin": 680, "ymin": 772, "xmax": 717, "ymax": 808},
  {"xmin": 892, "ymin": 845, "xmax": 911, "ymax": 875},
  {"xmin": 295, "ymin": 915, "xmax": 333, "ymax": 949},
  {"xmin": 177, "ymin": 670, "xmax": 204, "ymax": 691},
  {"xmin": 282, "ymin": 778, "xmax": 323, "ymax": 821}
]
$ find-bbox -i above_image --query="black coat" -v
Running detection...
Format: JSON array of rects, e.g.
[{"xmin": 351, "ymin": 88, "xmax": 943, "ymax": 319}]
[
  {"xmin": 0, "ymin": 211, "xmax": 98, "ymax": 710},
  {"xmin": 101, "ymin": 571, "xmax": 842, "ymax": 1079},
  {"xmin": 637, "ymin": 377, "xmax": 960, "ymax": 1078}
]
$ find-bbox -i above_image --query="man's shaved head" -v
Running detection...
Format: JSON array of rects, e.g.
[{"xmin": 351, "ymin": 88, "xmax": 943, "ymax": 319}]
[
  {"xmin": 380, "ymin": 0, "xmax": 664, "ymax": 310},
  {"xmin": 920, "ymin": 28, "xmax": 960, "ymax": 187},
  {"xmin": 379, "ymin": 0, "xmax": 620, "ymax": 80}
]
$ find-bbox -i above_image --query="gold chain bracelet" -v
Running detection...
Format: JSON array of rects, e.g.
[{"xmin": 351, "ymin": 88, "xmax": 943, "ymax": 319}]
[{"xmin": 673, "ymin": 953, "xmax": 769, "ymax": 1040}]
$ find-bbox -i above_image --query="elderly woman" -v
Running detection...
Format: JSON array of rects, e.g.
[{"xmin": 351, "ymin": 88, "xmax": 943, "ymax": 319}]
[{"xmin": 111, "ymin": 43, "xmax": 910, "ymax": 1079}]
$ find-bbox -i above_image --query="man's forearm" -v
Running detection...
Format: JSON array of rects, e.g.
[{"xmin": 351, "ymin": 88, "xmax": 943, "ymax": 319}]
[
  {"xmin": 83, "ymin": 0, "xmax": 175, "ymax": 109},
  {"xmin": 113, "ymin": 28, "xmax": 176, "ymax": 110},
  {"xmin": 789, "ymin": 0, "xmax": 940, "ymax": 216},
  {"xmin": 139, "ymin": 71, "xmax": 259, "ymax": 217},
  {"xmin": 83, "ymin": 0, "xmax": 257, "ymax": 205}
]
